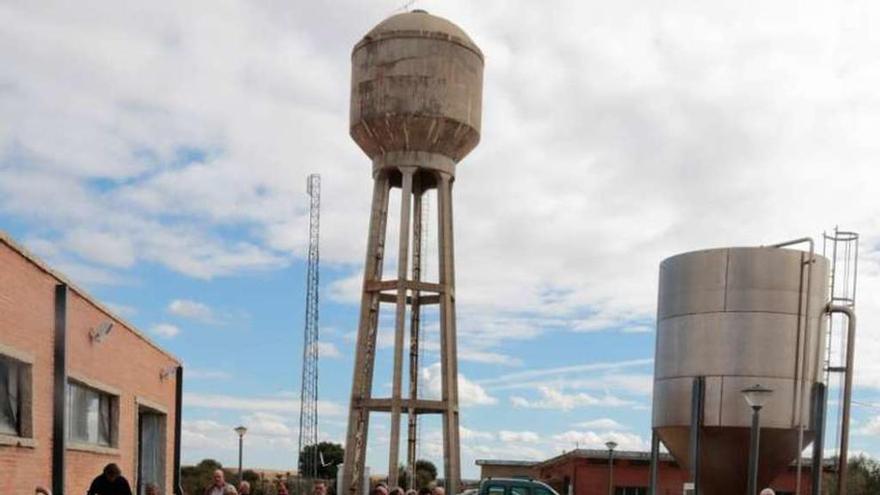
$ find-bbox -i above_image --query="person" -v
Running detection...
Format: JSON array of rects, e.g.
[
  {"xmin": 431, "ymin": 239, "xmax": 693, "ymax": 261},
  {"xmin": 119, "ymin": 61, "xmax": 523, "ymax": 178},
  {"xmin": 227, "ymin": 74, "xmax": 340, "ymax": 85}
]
[
  {"xmin": 238, "ymin": 481, "xmax": 251, "ymax": 495},
  {"xmin": 759, "ymin": 490, "xmax": 775, "ymax": 495},
  {"xmin": 87, "ymin": 463, "xmax": 133, "ymax": 495},
  {"xmin": 223, "ymin": 487, "xmax": 238, "ymax": 495},
  {"xmin": 277, "ymin": 482, "xmax": 290, "ymax": 495},
  {"xmin": 313, "ymin": 481, "xmax": 328, "ymax": 495},
  {"xmin": 389, "ymin": 487, "xmax": 404, "ymax": 495},
  {"xmin": 431, "ymin": 486, "xmax": 445, "ymax": 495},
  {"xmin": 204, "ymin": 469, "xmax": 235, "ymax": 495},
  {"xmin": 145, "ymin": 484, "xmax": 160, "ymax": 495},
  {"xmin": 406, "ymin": 489, "xmax": 418, "ymax": 495},
  {"xmin": 371, "ymin": 485, "xmax": 389, "ymax": 495},
  {"xmin": 417, "ymin": 487, "xmax": 432, "ymax": 495}
]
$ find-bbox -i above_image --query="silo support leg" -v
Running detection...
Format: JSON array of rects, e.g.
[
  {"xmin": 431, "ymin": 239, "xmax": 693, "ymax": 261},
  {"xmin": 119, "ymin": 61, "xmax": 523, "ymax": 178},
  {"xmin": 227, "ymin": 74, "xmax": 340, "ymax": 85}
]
[
  {"xmin": 811, "ymin": 383, "xmax": 826, "ymax": 495},
  {"xmin": 649, "ymin": 431, "xmax": 659, "ymax": 495},
  {"xmin": 689, "ymin": 377, "xmax": 705, "ymax": 495}
]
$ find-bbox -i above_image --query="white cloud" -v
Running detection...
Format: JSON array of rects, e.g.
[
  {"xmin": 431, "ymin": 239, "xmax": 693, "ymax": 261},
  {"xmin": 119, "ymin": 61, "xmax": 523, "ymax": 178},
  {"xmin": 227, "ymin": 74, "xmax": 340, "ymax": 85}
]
[
  {"xmin": 855, "ymin": 416, "xmax": 880, "ymax": 436},
  {"xmin": 480, "ymin": 359, "xmax": 653, "ymax": 388},
  {"xmin": 421, "ymin": 363, "xmax": 498, "ymax": 406},
  {"xmin": 104, "ymin": 302, "xmax": 138, "ymax": 318},
  {"xmin": 499, "ymin": 430, "xmax": 540, "ymax": 443},
  {"xmin": 65, "ymin": 229, "xmax": 136, "ymax": 268},
  {"xmin": 242, "ymin": 412, "xmax": 294, "ymax": 437},
  {"xmin": 551, "ymin": 430, "xmax": 648, "ymax": 452},
  {"xmin": 459, "ymin": 349, "xmax": 523, "ymax": 366},
  {"xmin": 510, "ymin": 386, "xmax": 635, "ymax": 411},
  {"xmin": 461, "ymin": 426, "xmax": 495, "ymax": 441},
  {"xmin": 168, "ymin": 299, "xmax": 215, "ymax": 323},
  {"xmin": 184, "ymin": 392, "xmax": 345, "ymax": 416},
  {"xmin": 573, "ymin": 418, "xmax": 629, "ymax": 430},
  {"xmin": 151, "ymin": 323, "xmax": 180, "ymax": 338},
  {"xmin": 187, "ymin": 369, "xmax": 232, "ymax": 380},
  {"xmin": 317, "ymin": 342, "xmax": 342, "ymax": 359}
]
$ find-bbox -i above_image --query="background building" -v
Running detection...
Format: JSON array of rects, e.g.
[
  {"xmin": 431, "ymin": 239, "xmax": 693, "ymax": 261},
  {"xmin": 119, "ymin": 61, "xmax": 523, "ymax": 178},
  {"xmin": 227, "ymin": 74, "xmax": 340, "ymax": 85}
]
[
  {"xmin": 0, "ymin": 231, "xmax": 182, "ymax": 495},
  {"xmin": 477, "ymin": 449, "xmax": 814, "ymax": 495}
]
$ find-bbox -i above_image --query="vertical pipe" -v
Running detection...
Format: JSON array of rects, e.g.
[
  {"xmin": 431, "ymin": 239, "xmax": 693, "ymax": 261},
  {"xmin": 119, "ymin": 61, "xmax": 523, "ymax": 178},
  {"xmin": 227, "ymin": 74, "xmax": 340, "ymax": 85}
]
[
  {"xmin": 174, "ymin": 366, "xmax": 184, "ymax": 495},
  {"xmin": 407, "ymin": 177, "xmax": 424, "ymax": 490},
  {"xmin": 238, "ymin": 435, "xmax": 244, "ymax": 485},
  {"xmin": 828, "ymin": 305, "xmax": 856, "ymax": 495},
  {"xmin": 811, "ymin": 383, "xmax": 826, "ymax": 495},
  {"xmin": 52, "ymin": 284, "xmax": 68, "ymax": 495},
  {"xmin": 746, "ymin": 407, "xmax": 761, "ymax": 495},
  {"xmin": 689, "ymin": 377, "xmax": 704, "ymax": 495},
  {"xmin": 389, "ymin": 168, "xmax": 415, "ymax": 486},
  {"xmin": 607, "ymin": 450, "xmax": 614, "ymax": 495},
  {"xmin": 437, "ymin": 173, "xmax": 460, "ymax": 495},
  {"xmin": 649, "ymin": 431, "xmax": 659, "ymax": 495},
  {"xmin": 343, "ymin": 174, "xmax": 392, "ymax": 495}
]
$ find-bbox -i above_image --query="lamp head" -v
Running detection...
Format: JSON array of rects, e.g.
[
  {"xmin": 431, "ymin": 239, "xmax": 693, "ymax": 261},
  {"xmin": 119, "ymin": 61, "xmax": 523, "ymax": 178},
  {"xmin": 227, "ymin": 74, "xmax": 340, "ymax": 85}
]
[
  {"xmin": 89, "ymin": 321, "xmax": 114, "ymax": 343},
  {"xmin": 741, "ymin": 384, "xmax": 774, "ymax": 410},
  {"xmin": 234, "ymin": 425, "xmax": 248, "ymax": 437},
  {"xmin": 605, "ymin": 441, "xmax": 618, "ymax": 451}
]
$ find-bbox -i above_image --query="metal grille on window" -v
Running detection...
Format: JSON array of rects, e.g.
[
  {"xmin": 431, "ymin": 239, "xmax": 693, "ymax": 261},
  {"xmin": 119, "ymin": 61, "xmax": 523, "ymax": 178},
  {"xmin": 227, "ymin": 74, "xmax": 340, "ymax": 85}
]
[{"xmin": 0, "ymin": 357, "xmax": 21, "ymax": 435}]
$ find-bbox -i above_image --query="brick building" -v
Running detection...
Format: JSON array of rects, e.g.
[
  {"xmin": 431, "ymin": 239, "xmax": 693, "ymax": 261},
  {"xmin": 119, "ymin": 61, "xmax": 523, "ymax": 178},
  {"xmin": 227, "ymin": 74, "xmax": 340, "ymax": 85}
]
[
  {"xmin": 478, "ymin": 449, "xmax": 815, "ymax": 495},
  {"xmin": 0, "ymin": 231, "xmax": 182, "ymax": 495}
]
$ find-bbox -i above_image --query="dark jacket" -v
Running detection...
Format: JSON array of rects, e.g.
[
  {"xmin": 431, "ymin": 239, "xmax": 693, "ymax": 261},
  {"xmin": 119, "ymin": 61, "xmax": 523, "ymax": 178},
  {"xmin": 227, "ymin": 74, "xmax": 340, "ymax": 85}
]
[{"xmin": 87, "ymin": 475, "xmax": 133, "ymax": 495}]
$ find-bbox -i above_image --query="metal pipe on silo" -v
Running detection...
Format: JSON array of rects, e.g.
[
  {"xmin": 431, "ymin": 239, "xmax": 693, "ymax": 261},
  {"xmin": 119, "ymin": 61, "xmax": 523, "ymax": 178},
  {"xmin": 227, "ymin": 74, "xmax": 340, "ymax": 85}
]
[
  {"xmin": 768, "ymin": 237, "xmax": 815, "ymax": 495},
  {"xmin": 828, "ymin": 304, "xmax": 856, "ymax": 495}
]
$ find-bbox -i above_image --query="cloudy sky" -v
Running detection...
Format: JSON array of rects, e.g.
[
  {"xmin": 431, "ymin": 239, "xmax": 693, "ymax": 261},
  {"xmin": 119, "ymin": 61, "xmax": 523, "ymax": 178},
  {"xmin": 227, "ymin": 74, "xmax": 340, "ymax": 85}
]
[{"xmin": 3, "ymin": 0, "xmax": 880, "ymax": 479}]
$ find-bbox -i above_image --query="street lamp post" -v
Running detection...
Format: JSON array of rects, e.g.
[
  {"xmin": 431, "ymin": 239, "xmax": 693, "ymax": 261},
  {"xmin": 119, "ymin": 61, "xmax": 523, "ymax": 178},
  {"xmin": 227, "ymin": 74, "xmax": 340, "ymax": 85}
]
[
  {"xmin": 742, "ymin": 385, "xmax": 773, "ymax": 495},
  {"xmin": 234, "ymin": 426, "xmax": 248, "ymax": 485},
  {"xmin": 605, "ymin": 441, "xmax": 618, "ymax": 495}
]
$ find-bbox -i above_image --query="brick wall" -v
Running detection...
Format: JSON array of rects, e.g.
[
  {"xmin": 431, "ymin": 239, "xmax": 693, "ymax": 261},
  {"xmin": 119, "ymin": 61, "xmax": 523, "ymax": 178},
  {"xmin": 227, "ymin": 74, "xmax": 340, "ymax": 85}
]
[{"xmin": 0, "ymin": 238, "xmax": 180, "ymax": 495}]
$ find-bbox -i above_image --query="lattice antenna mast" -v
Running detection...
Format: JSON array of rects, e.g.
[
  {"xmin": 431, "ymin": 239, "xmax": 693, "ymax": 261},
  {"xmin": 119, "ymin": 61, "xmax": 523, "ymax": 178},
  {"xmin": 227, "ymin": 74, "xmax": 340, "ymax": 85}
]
[{"xmin": 298, "ymin": 174, "xmax": 321, "ymax": 481}]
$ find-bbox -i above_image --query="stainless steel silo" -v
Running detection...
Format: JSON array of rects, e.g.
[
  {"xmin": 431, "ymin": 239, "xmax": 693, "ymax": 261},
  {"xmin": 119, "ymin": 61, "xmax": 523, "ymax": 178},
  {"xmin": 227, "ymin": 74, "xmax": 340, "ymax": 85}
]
[{"xmin": 652, "ymin": 246, "xmax": 829, "ymax": 495}]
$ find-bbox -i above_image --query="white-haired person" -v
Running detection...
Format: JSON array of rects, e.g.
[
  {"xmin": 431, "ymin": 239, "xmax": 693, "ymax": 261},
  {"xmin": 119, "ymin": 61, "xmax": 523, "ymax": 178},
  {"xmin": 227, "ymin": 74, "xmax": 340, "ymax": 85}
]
[{"xmin": 759, "ymin": 489, "xmax": 775, "ymax": 495}]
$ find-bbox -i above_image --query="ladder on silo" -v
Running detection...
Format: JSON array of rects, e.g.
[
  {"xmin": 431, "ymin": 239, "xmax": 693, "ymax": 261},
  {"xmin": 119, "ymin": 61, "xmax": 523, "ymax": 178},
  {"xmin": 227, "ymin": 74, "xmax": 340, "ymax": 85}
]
[{"xmin": 821, "ymin": 227, "xmax": 859, "ymax": 493}]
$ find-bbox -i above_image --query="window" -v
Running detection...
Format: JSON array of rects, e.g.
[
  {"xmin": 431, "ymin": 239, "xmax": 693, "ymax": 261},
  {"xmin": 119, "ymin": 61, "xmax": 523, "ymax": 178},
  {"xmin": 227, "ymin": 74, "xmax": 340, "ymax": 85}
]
[
  {"xmin": 0, "ymin": 354, "xmax": 29, "ymax": 437},
  {"xmin": 614, "ymin": 488, "xmax": 647, "ymax": 495},
  {"xmin": 486, "ymin": 486, "xmax": 505, "ymax": 495},
  {"xmin": 67, "ymin": 381, "xmax": 116, "ymax": 446},
  {"xmin": 535, "ymin": 488, "xmax": 554, "ymax": 495},
  {"xmin": 510, "ymin": 487, "xmax": 529, "ymax": 495}
]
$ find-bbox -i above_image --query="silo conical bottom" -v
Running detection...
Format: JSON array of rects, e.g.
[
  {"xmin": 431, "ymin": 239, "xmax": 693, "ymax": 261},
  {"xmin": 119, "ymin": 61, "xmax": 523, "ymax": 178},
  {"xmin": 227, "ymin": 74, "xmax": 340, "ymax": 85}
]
[{"xmin": 656, "ymin": 426, "xmax": 813, "ymax": 495}]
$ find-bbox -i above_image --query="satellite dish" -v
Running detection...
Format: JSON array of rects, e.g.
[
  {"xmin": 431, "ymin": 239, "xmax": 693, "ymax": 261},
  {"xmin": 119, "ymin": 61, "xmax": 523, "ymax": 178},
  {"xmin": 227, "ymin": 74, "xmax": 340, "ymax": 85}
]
[{"xmin": 89, "ymin": 321, "xmax": 114, "ymax": 343}]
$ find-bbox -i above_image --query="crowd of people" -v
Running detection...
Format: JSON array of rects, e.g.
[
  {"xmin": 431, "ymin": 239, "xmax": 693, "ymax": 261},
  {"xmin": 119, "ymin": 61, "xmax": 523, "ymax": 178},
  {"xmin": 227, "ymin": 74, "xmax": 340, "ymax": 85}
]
[
  {"xmin": 370, "ymin": 482, "xmax": 445, "ymax": 495},
  {"xmin": 34, "ymin": 464, "xmax": 780, "ymax": 495},
  {"xmin": 42, "ymin": 463, "xmax": 442, "ymax": 495}
]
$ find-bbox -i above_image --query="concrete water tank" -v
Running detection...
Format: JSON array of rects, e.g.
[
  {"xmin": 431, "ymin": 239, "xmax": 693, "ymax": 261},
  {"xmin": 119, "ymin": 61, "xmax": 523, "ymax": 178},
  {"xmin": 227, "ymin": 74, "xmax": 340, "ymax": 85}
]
[
  {"xmin": 350, "ymin": 9, "xmax": 483, "ymax": 174},
  {"xmin": 653, "ymin": 247, "xmax": 829, "ymax": 495}
]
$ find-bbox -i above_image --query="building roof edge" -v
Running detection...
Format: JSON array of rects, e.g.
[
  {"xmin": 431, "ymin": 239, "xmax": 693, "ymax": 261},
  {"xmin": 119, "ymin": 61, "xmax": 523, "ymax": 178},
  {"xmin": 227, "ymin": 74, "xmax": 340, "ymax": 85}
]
[{"xmin": 0, "ymin": 229, "xmax": 181, "ymax": 364}]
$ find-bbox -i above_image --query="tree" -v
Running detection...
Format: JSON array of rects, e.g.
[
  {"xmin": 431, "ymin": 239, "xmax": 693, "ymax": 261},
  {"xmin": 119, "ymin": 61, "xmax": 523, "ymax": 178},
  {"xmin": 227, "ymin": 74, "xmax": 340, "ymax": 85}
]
[
  {"xmin": 398, "ymin": 459, "xmax": 438, "ymax": 490},
  {"xmin": 243, "ymin": 469, "xmax": 261, "ymax": 485},
  {"xmin": 825, "ymin": 455, "xmax": 880, "ymax": 495},
  {"xmin": 299, "ymin": 442, "xmax": 345, "ymax": 480},
  {"xmin": 181, "ymin": 459, "xmax": 224, "ymax": 495}
]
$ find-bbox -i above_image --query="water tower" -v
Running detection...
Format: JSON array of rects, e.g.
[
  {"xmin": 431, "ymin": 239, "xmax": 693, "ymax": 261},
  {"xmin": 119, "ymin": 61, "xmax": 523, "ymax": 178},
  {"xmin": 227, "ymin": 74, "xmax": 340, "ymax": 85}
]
[{"xmin": 341, "ymin": 10, "xmax": 483, "ymax": 495}]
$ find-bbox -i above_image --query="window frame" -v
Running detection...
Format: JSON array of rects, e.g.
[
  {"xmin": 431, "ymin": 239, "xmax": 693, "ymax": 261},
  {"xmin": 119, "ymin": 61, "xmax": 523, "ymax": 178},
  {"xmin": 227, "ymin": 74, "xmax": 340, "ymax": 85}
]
[
  {"xmin": 0, "ymin": 344, "xmax": 35, "ymax": 447},
  {"xmin": 66, "ymin": 374, "xmax": 120, "ymax": 452}
]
